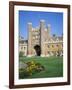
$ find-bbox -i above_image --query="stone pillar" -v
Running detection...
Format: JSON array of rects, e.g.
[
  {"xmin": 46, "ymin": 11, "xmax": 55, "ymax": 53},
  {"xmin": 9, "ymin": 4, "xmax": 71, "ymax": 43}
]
[
  {"xmin": 40, "ymin": 20, "xmax": 45, "ymax": 57},
  {"xmin": 27, "ymin": 23, "xmax": 32, "ymax": 57}
]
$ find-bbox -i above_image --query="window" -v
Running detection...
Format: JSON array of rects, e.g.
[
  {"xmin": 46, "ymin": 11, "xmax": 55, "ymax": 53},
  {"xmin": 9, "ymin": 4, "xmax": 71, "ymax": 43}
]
[
  {"xmin": 56, "ymin": 44, "xmax": 59, "ymax": 47},
  {"xmin": 52, "ymin": 45, "xmax": 54, "ymax": 47},
  {"xmin": 24, "ymin": 47, "xmax": 26, "ymax": 50},
  {"xmin": 48, "ymin": 51, "xmax": 50, "ymax": 54}
]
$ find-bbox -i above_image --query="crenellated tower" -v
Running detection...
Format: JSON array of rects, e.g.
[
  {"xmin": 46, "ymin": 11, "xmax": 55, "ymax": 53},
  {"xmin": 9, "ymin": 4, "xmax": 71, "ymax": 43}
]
[
  {"xmin": 40, "ymin": 20, "xmax": 45, "ymax": 56},
  {"xmin": 27, "ymin": 23, "xmax": 32, "ymax": 56}
]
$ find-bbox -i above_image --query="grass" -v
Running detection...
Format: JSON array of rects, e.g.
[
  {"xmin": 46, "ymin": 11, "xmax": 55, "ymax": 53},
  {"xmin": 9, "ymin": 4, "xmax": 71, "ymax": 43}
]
[{"xmin": 19, "ymin": 56, "xmax": 63, "ymax": 79}]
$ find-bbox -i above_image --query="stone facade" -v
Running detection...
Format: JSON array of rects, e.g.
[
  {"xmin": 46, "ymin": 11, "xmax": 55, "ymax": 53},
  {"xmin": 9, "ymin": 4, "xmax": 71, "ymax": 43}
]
[{"xmin": 19, "ymin": 20, "xmax": 63, "ymax": 57}]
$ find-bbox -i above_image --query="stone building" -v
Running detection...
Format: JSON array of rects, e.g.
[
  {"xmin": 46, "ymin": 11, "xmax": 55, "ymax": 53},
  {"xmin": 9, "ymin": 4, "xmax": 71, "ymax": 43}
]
[{"xmin": 19, "ymin": 20, "xmax": 63, "ymax": 57}]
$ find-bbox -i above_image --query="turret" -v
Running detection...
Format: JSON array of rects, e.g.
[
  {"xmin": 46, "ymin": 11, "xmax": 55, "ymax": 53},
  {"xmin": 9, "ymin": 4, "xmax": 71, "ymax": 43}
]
[
  {"xmin": 40, "ymin": 20, "xmax": 45, "ymax": 57},
  {"xmin": 27, "ymin": 22, "xmax": 32, "ymax": 56},
  {"xmin": 47, "ymin": 24, "xmax": 51, "ymax": 37}
]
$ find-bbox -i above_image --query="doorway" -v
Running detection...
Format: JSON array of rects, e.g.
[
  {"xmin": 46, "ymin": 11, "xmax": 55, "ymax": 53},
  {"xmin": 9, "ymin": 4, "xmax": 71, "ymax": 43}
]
[{"xmin": 34, "ymin": 45, "xmax": 41, "ymax": 56}]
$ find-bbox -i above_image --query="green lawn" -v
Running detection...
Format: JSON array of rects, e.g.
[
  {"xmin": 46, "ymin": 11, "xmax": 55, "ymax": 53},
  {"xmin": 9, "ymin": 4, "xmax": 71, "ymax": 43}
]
[{"xmin": 19, "ymin": 56, "xmax": 63, "ymax": 79}]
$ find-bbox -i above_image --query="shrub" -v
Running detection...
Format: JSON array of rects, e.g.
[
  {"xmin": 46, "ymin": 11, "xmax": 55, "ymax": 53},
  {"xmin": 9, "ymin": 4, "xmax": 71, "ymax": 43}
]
[
  {"xmin": 26, "ymin": 60, "xmax": 45, "ymax": 74},
  {"xmin": 19, "ymin": 60, "xmax": 45, "ymax": 78}
]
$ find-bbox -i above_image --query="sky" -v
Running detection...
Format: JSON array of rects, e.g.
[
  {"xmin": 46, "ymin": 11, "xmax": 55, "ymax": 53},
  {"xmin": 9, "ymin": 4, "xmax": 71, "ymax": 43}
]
[{"xmin": 19, "ymin": 10, "xmax": 63, "ymax": 40}]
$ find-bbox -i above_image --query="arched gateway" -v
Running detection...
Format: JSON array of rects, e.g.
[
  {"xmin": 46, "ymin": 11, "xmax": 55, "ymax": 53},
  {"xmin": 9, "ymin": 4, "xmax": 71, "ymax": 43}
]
[{"xmin": 34, "ymin": 45, "xmax": 41, "ymax": 56}]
